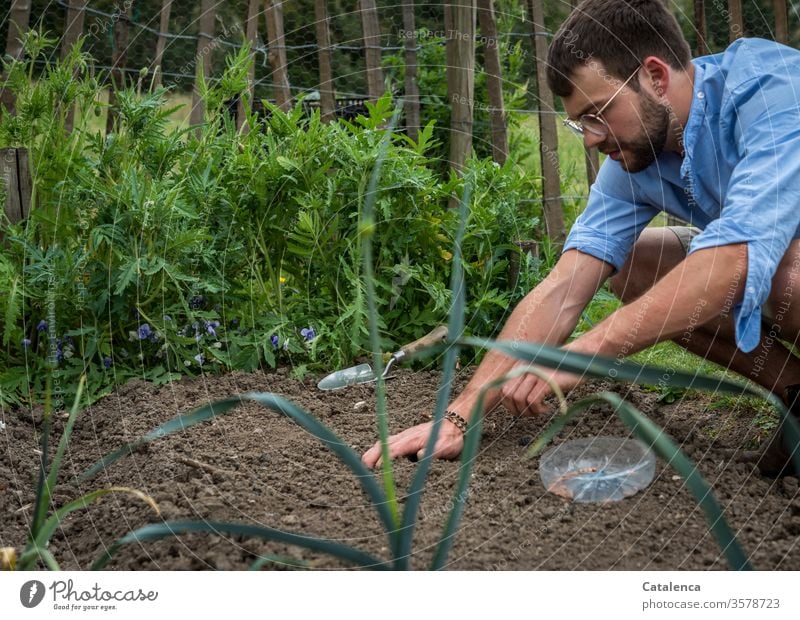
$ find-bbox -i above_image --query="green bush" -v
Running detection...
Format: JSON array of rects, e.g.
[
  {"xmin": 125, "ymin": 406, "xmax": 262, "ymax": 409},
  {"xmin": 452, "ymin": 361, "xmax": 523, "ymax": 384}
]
[{"xmin": 0, "ymin": 35, "xmax": 544, "ymax": 407}]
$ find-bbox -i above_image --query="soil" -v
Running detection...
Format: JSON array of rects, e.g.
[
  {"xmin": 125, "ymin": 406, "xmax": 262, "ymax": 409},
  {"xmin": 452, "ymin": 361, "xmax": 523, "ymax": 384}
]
[{"xmin": 2, "ymin": 367, "xmax": 799, "ymax": 570}]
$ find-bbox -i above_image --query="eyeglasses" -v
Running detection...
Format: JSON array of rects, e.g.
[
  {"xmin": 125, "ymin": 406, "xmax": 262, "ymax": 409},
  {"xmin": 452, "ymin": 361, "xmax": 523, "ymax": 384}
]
[{"xmin": 563, "ymin": 67, "xmax": 640, "ymax": 138}]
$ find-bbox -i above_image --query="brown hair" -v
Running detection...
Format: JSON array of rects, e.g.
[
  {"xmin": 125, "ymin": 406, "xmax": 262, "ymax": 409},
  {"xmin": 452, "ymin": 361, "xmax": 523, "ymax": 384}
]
[{"xmin": 546, "ymin": 0, "xmax": 692, "ymax": 97}]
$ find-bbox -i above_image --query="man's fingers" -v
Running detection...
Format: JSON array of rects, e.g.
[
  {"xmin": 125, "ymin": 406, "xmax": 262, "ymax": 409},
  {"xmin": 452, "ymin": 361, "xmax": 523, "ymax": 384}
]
[
  {"xmin": 362, "ymin": 428, "xmax": 427, "ymax": 469},
  {"xmin": 499, "ymin": 372, "xmax": 554, "ymax": 416},
  {"xmin": 361, "ymin": 442, "xmax": 381, "ymax": 468},
  {"xmin": 501, "ymin": 374, "xmax": 537, "ymax": 415}
]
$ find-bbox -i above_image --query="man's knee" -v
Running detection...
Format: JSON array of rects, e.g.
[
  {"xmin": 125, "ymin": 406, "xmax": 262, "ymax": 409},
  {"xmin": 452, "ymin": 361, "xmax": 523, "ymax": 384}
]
[
  {"xmin": 766, "ymin": 240, "xmax": 800, "ymax": 336},
  {"xmin": 609, "ymin": 227, "xmax": 687, "ymax": 303}
]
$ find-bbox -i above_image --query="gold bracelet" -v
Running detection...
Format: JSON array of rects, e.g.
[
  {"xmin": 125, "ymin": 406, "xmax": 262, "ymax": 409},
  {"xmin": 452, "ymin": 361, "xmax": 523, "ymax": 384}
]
[{"xmin": 444, "ymin": 410, "xmax": 468, "ymax": 434}]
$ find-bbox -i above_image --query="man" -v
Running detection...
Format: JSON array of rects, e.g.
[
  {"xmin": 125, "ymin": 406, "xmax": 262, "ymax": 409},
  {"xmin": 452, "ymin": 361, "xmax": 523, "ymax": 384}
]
[{"xmin": 362, "ymin": 0, "xmax": 800, "ymax": 476}]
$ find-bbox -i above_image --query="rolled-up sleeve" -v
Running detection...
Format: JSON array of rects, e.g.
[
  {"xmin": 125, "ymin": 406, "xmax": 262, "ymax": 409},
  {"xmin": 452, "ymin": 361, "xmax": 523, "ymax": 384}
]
[
  {"xmin": 563, "ymin": 159, "xmax": 660, "ymax": 272},
  {"xmin": 689, "ymin": 70, "xmax": 800, "ymax": 352}
]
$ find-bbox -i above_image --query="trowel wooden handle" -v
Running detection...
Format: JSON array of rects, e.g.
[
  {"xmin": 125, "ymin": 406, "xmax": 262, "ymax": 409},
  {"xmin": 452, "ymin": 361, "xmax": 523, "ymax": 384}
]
[{"xmin": 399, "ymin": 324, "xmax": 449, "ymax": 357}]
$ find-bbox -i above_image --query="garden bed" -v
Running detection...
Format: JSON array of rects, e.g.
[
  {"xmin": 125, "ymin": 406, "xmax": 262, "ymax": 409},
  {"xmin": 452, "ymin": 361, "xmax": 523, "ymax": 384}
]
[{"xmin": 2, "ymin": 368, "xmax": 799, "ymax": 570}]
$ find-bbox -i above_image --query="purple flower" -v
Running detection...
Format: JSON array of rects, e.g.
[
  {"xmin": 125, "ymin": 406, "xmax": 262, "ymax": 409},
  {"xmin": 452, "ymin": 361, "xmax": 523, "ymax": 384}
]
[
  {"xmin": 137, "ymin": 323, "xmax": 152, "ymax": 340},
  {"xmin": 22, "ymin": 338, "xmax": 31, "ymax": 348},
  {"xmin": 205, "ymin": 320, "xmax": 220, "ymax": 337},
  {"xmin": 271, "ymin": 334, "xmax": 279, "ymax": 349},
  {"xmin": 37, "ymin": 320, "xmax": 47, "ymax": 332},
  {"xmin": 163, "ymin": 315, "xmax": 172, "ymax": 322},
  {"xmin": 300, "ymin": 327, "xmax": 316, "ymax": 341},
  {"xmin": 103, "ymin": 356, "xmax": 113, "ymax": 368},
  {"xmin": 194, "ymin": 353, "xmax": 205, "ymax": 366},
  {"xmin": 190, "ymin": 295, "xmax": 205, "ymax": 310}
]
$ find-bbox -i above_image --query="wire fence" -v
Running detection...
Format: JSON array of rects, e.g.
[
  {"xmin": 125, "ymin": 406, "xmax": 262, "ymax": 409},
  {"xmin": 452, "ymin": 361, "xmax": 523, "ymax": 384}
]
[
  {"xmin": 4, "ymin": 0, "xmax": 560, "ymax": 99},
  {"xmin": 5, "ymin": 0, "xmax": 798, "ymax": 229}
]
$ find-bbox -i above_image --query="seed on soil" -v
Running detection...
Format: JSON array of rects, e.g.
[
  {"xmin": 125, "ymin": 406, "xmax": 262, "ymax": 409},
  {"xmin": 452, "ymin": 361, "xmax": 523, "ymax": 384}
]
[{"xmin": 353, "ymin": 401, "xmax": 368, "ymax": 411}]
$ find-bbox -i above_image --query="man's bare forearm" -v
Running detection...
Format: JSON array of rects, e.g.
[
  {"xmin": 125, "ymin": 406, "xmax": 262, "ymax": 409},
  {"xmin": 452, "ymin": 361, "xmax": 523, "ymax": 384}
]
[{"xmin": 449, "ymin": 250, "xmax": 613, "ymax": 420}]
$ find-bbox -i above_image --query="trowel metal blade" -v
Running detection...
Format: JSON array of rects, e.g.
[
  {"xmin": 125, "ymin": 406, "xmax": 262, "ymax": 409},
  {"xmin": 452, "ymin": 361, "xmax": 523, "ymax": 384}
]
[{"xmin": 317, "ymin": 363, "xmax": 376, "ymax": 390}]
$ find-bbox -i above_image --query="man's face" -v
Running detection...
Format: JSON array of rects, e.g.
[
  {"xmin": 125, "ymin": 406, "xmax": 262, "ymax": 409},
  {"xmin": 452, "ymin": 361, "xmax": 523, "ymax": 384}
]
[{"xmin": 564, "ymin": 63, "xmax": 671, "ymax": 173}]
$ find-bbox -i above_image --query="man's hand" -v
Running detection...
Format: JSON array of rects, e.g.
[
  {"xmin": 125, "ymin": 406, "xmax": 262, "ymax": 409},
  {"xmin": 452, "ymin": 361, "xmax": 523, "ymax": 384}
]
[
  {"xmin": 361, "ymin": 420, "xmax": 464, "ymax": 468},
  {"xmin": 499, "ymin": 361, "xmax": 585, "ymax": 415}
]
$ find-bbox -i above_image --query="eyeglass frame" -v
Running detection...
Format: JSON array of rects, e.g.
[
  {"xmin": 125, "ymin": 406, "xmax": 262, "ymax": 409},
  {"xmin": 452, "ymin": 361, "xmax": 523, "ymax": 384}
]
[{"xmin": 562, "ymin": 67, "xmax": 641, "ymax": 138}]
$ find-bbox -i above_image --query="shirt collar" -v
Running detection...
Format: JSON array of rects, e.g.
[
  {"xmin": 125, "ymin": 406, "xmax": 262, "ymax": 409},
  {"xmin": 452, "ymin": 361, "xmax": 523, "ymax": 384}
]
[{"xmin": 679, "ymin": 61, "xmax": 707, "ymax": 179}]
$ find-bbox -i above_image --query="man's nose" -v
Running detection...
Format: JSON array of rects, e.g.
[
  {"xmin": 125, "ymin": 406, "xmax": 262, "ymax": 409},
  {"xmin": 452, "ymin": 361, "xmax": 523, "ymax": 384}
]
[{"xmin": 583, "ymin": 130, "xmax": 605, "ymax": 150}]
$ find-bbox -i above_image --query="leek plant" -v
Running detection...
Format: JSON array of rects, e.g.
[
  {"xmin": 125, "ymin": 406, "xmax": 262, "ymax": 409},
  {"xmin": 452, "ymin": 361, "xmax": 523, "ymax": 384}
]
[{"xmin": 2, "ymin": 375, "xmax": 159, "ymax": 571}]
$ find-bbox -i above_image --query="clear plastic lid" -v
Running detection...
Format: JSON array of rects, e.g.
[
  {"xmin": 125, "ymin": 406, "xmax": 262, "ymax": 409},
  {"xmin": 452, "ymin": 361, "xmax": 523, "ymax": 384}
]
[{"xmin": 539, "ymin": 436, "xmax": 656, "ymax": 503}]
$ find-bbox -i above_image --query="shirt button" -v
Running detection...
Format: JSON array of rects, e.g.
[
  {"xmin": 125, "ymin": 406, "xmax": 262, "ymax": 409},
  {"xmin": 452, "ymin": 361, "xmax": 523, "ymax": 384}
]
[{"xmin": 696, "ymin": 92, "xmax": 704, "ymax": 99}]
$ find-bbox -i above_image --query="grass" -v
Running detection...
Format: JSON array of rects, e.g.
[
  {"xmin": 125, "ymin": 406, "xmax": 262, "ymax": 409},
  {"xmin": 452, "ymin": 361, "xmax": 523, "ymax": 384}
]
[{"xmin": 76, "ymin": 88, "xmax": 194, "ymax": 135}]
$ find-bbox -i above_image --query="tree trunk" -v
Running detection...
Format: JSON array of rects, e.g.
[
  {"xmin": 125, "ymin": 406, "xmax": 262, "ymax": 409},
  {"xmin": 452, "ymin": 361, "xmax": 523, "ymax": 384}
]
[
  {"xmin": 238, "ymin": 0, "xmax": 262, "ymax": 130},
  {"xmin": 1, "ymin": 0, "xmax": 33, "ymax": 114},
  {"xmin": 693, "ymin": 0, "xmax": 708, "ymax": 56},
  {"xmin": 446, "ymin": 0, "xmax": 476, "ymax": 180},
  {"xmin": 360, "ymin": 0, "xmax": 383, "ymax": 100},
  {"xmin": 265, "ymin": 0, "xmax": 292, "ymax": 111},
  {"xmin": 1, "ymin": 148, "xmax": 32, "ymax": 232},
  {"xmin": 728, "ymin": 0, "xmax": 743, "ymax": 41},
  {"xmin": 477, "ymin": 0, "xmax": 507, "ymax": 165},
  {"xmin": 773, "ymin": 0, "xmax": 788, "ymax": 44},
  {"xmin": 106, "ymin": 2, "xmax": 135, "ymax": 135},
  {"xmin": 585, "ymin": 148, "xmax": 599, "ymax": 187},
  {"xmin": 315, "ymin": 0, "xmax": 336, "ymax": 122},
  {"xmin": 526, "ymin": 0, "xmax": 565, "ymax": 243},
  {"xmin": 152, "ymin": 0, "xmax": 173, "ymax": 88},
  {"xmin": 401, "ymin": 0, "xmax": 419, "ymax": 140},
  {"xmin": 190, "ymin": 0, "xmax": 218, "ymax": 129},
  {"xmin": 61, "ymin": 0, "xmax": 88, "ymax": 131}
]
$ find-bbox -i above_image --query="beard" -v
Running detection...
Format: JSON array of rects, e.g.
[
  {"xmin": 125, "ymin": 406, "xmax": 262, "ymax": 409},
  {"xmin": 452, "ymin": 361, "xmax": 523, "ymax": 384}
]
[{"xmin": 602, "ymin": 90, "xmax": 670, "ymax": 173}]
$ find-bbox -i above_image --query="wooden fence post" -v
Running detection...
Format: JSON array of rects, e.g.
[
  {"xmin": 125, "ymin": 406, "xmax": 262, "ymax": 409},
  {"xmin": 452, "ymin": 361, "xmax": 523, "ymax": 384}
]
[
  {"xmin": 585, "ymin": 148, "xmax": 599, "ymax": 187},
  {"xmin": 315, "ymin": 0, "xmax": 336, "ymax": 122},
  {"xmin": 1, "ymin": 0, "xmax": 33, "ymax": 115},
  {"xmin": 152, "ymin": 0, "xmax": 173, "ymax": 88},
  {"xmin": 359, "ymin": 0, "xmax": 384, "ymax": 100},
  {"xmin": 401, "ymin": 0, "xmax": 420, "ymax": 140},
  {"xmin": 477, "ymin": 0, "xmax": 508, "ymax": 165},
  {"xmin": 190, "ymin": 0, "xmax": 218, "ymax": 129},
  {"xmin": 446, "ymin": 0, "xmax": 476, "ymax": 178},
  {"xmin": 238, "ymin": 0, "xmax": 262, "ymax": 130},
  {"xmin": 61, "ymin": 0, "xmax": 88, "ymax": 132},
  {"xmin": 773, "ymin": 0, "xmax": 788, "ymax": 44},
  {"xmin": 728, "ymin": 0, "xmax": 743, "ymax": 42},
  {"xmin": 1, "ymin": 148, "xmax": 32, "ymax": 229},
  {"xmin": 693, "ymin": 0, "xmax": 709, "ymax": 56},
  {"xmin": 106, "ymin": 2, "xmax": 135, "ymax": 134},
  {"xmin": 5, "ymin": 0, "xmax": 31, "ymax": 61},
  {"xmin": 526, "ymin": 0, "xmax": 565, "ymax": 243},
  {"xmin": 264, "ymin": 0, "xmax": 292, "ymax": 111}
]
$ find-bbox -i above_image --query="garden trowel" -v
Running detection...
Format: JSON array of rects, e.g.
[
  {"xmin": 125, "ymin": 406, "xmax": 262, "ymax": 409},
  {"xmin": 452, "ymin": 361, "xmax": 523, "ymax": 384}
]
[{"xmin": 317, "ymin": 325, "xmax": 448, "ymax": 390}]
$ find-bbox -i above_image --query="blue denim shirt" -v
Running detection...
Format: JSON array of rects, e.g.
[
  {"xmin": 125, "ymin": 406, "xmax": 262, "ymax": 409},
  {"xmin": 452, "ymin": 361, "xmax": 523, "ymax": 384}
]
[{"xmin": 563, "ymin": 38, "xmax": 800, "ymax": 353}]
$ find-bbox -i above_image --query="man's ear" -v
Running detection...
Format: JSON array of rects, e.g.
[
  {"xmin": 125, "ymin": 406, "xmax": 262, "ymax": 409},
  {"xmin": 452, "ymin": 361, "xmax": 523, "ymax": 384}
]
[{"xmin": 641, "ymin": 56, "xmax": 670, "ymax": 97}]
